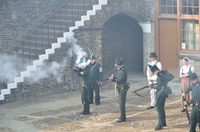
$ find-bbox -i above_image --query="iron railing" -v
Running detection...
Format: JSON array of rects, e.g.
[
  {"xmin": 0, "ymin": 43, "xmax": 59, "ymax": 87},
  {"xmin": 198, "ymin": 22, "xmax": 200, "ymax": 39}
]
[{"xmin": 3, "ymin": 0, "xmax": 98, "ymax": 88}]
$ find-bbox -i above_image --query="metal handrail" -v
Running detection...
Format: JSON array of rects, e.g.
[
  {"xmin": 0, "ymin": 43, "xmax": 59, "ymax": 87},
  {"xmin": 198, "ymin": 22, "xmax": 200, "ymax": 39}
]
[
  {"xmin": 3, "ymin": 0, "xmax": 97, "ymax": 80},
  {"xmin": 8, "ymin": 0, "xmax": 70, "ymax": 54}
]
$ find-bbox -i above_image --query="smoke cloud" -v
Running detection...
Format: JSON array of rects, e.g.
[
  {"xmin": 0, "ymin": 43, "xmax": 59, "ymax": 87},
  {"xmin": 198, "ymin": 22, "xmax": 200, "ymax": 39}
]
[
  {"xmin": 28, "ymin": 59, "xmax": 67, "ymax": 83},
  {"xmin": 0, "ymin": 54, "xmax": 19, "ymax": 83},
  {"xmin": 27, "ymin": 32, "xmax": 90, "ymax": 83},
  {"xmin": 0, "ymin": 54, "xmax": 67, "ymax": 84},
  {"xmin": 0, "ymin": 31, "xmax": 89, "ymax": 85},
  {"xmin": 66, "ymin": 32, "xmax": 89, "ymax": 67}
]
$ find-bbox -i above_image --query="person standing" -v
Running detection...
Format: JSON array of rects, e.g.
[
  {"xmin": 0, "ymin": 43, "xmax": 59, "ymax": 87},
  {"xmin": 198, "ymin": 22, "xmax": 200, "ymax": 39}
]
[
  {"xmin": 146, "ymin": 52, "xmax": 162, "ymax": 109},
  {"xmin": 180, "ymin": 57, "xmax": 195, "ymax": 112},
  {"xmin": 149, "ymin": 65, "xmax": 174, "ymax": 130},
  {"xmin": 108, "ymin": 57, "xmax": 129, "ymax": 122},
  {"xmin": 182, "ymin": 72, "xmax": 200, "ymax": 132},
  {"xmin": 88, "ymin": 55, "xmax": 103, "ymax": 105},
  {"xmin": 73, "ymin": 60, "xmax": 90, "ymax": 115}
]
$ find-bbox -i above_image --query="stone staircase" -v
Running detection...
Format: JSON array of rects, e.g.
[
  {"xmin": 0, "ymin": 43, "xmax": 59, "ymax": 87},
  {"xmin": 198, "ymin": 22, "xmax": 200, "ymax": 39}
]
[
  {"xmin": 0, "ymin": 0, "xmax": 107, "ymax": 100},
  {"xmin": 9, "ymin": 0, "xmax": 97, "ymax": 71}
]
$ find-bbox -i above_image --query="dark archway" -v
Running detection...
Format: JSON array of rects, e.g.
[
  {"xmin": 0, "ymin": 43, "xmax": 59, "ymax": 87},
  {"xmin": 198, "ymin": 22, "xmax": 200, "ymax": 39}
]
[{"xmin": 102, "ymin": 13, "xmax": 143, "ymax": 73}]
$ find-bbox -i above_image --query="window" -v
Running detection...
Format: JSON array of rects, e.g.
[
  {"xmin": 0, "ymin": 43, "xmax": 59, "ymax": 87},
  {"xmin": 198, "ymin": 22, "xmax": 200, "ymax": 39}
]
[
  {"xmin": 182, "ymin": 20, "xmax": 199, "ymax": 50},
  {"xmin": 160, "ymin": 0, "xmax": 177, "ymax": 14},
  {"xmin": 182, "ymin": 0, "xmax": 199, "ymax": 15},
  {"xmin": 157, "ymin": 0, "xmax": 200, "ymax": 53}
]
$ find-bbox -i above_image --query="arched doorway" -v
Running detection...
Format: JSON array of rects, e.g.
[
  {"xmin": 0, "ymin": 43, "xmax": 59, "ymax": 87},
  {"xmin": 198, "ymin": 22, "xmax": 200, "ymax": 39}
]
[{"xmin": 102, "ymin": 13, "xmax": 143, "ymax": 73}]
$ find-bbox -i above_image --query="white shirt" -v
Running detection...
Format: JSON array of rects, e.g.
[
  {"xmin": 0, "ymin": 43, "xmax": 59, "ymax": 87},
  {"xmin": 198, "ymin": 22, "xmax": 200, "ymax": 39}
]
[{"xmin": 180, "ymin": 65, "xmax": 195, "ymax": 74}]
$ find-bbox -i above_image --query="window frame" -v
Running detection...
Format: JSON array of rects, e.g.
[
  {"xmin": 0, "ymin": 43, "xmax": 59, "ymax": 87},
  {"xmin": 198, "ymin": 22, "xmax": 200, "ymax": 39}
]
[{"xmin": 156, "ymin": 0, "xmax": 200, "ymax": 55}]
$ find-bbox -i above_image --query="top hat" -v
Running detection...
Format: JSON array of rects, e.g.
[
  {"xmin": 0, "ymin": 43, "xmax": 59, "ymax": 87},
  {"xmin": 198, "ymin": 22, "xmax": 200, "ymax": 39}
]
[
  {"xmin": 114, "ymin": 57, "xmax": 123, "ymax": 67},
  {"xmin": 190, "ymin": 72, "xmax": 198, "ymax": 81},
  {"xmin": 150, "ymin": 52, "xmax": 157, "ymax": 58}
]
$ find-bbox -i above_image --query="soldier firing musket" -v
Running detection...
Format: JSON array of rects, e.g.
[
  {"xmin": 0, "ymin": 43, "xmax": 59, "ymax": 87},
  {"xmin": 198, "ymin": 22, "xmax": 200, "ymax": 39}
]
[
  {"xmin": 73, "ymin": 57, "xmax": 90, "ymax": 115},
  {"xmin": 108, "ymin": 57, "xmax": 129, "ymax": 122}
]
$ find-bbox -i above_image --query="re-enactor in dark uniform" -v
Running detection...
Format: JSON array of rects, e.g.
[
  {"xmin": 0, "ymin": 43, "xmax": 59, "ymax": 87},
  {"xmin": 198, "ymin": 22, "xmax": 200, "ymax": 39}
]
[
  {"xmin": 149, "ymin": 65, "xmax": 174, "ymax": 130},
  {"xmin": 108, "ymin": 57, "xmax": 129, "ymax": 122},
  {"xmin": 182, "ymin": 72, "xmax": 200, "ymax": 132},
  {"xmin": 73, "ymin": 62, "xmax": 90, "ymax": 115},
  {"xmin": 88, "ymin": 55, "xmax": 103, "ymax": 105}
]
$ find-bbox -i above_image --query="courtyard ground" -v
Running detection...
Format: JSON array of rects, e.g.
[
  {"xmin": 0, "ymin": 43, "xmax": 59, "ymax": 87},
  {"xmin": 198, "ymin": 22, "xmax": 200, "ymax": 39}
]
[{"xmin": 0, "ymin": 71, "xmax": 197, "ymax": 132}]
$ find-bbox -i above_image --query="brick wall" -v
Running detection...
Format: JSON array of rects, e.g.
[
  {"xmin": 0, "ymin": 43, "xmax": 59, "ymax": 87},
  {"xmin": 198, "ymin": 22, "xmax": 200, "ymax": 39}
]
[
  {"xmin": 0, "ymin": 0, "xmax": 66, "ymax": 53},
  {"xmin": 1, "ymin": 0, "xmax": 155, "ymax": 102},
  {"xmin": 76, "ymin": 0, "xmax": 155, "ymax": 73}
]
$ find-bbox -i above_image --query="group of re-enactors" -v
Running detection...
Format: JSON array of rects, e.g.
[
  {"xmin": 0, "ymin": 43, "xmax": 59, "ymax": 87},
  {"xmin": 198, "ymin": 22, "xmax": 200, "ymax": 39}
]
[
  {"xmin": 147, "ymin": 52, "xmax": 200, "ymax": 132},
  {"xmin": 73, "ymin": 52, "xmax": 200, "ymax": 132}
]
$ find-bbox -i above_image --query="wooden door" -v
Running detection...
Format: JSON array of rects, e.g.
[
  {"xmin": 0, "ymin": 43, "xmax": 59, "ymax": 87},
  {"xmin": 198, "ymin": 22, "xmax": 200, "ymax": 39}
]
[{"xmin": 159, "ymin": 19, "xmax": 179, "ymax": 75}]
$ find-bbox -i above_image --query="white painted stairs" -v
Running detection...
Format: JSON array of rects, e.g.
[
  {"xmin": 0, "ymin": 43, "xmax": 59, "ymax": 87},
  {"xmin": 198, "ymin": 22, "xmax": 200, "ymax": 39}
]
[{"xmin": 0, "ymin": 0, "xmax": 108, "ymax": 100}]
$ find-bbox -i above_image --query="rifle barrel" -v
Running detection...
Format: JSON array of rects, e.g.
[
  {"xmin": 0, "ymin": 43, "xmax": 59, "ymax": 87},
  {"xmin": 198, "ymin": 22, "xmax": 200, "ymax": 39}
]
[
  {"xmin": 132, "ymin": 83, "xmax": 157, "ymax": 93},
  {"xmin": 183, "ymin": 96, "xmax": 190, "ymax": 122},
  {"xmin": 132, "ymin": 86, "xmax": 149, "ymax": 93},
  {"xmin": 97, "ymin": 78, "xmax": 109, "ymax": 82},
  {"xmin": 66, "ymin": 67, "xmax": 73, "ymax": 68},
  {"xmin": 66, "ymin": 66, "xmax": 80, "ymax": 69}
]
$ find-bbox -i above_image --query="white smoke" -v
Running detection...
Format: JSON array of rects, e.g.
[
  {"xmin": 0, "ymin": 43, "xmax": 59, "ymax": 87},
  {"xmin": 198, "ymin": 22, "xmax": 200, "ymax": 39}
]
[
  {"xmin": 28, "ymin": 58, "xmax": 67, "ymax": 83},
  {"xmin": 0, "ymin": 55, "xmax": 19, "ymax": 83},
  {"xmin": 66, "ymin": 32, "xmax": 89, "ymax": 67},
  {"xmin": 0, "ymin": 54, "xmax": 67, "ymax": 84},
  {"xmin": 0, "ymin": 32, "xmax": 89, "ymax": 85}
]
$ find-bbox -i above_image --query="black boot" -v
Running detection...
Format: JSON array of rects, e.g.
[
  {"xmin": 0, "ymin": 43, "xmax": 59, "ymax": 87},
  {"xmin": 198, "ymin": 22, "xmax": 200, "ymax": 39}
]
[
  {"xmin": 181, "ymin": 107, "xmax": 186, "ymax": 112},
  {"xmin": 80, "ymin": 111, "xmax": 87, "ymax": 115},
  {"xmin": 147, "ymin": 106, "xmax": 154, "ymax": 109},
  {"xmin": 80, "ymin": 111, "xmax": 90, "ymax": 115},
  {"xmin": 116, "ymin": 119, "xmax": 126, "ymax": 122},
  {"xmin": 155, "ymin": 125, "xmax": 163, "ymax": 130}
]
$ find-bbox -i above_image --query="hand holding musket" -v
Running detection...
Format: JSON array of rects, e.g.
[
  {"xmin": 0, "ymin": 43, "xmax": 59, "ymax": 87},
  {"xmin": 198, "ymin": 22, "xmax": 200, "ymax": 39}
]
[
  {"xmin": 108, "ymin": 74, "xmax": 115, "ymax": 81},
  {"xmin": 72, "ymin": 66, "xmax": 79, "ymax": 70},
  {"xmin": 96, "ymin": 78, "xmax": 109, "ymax": 85}
]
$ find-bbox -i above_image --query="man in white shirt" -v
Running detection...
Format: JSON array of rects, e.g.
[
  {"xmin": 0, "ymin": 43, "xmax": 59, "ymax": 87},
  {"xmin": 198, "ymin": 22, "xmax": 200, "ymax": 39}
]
[{"xmin": 146, "ymin": 52, "xmax": 162, "ymax": 109}]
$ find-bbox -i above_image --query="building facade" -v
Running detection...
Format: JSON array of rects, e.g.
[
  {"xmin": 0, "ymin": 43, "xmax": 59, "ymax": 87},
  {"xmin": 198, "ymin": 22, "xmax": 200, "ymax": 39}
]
[
  {"xmin": 1, "ymin": 0, "xmax": 158, "ymax": 101},
  {"xmin": 155, "ymin": 0, "xmax": 200, "ymax": 76}
]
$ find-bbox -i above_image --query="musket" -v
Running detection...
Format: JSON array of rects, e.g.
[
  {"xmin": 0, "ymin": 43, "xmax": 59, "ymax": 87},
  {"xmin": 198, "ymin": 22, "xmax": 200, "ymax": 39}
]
[
  {"xmin": 132, "ymin": 83, "xmax": 157, "ymax": 93},
  {"xmin": 66, "ymin": 66, "xmax": 81, "ymax": 70},
  {"xmin": 97, "ymin": 78, "xmax": 109, "ymax": 83},
  {"xmin": 155, "ymin": 86, "xmax": 164, "ymax": 107},
  {"xmin": 196, "ymin": 100, "xmax": 200, "ymax": 128},
  {"xmin": 183, "ymin": 96, "xmax": 190, "ymax": 124}
]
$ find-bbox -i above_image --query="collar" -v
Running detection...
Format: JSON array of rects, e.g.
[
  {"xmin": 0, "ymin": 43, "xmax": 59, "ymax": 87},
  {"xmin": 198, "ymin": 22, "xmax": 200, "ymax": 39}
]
[
  {"xmin": 91, "ymin": 62, "xmax": 96, "ymax": 65},
  {"xmin": 119, "ymin": 66, "xmax": 124, "ymax": 71},
  {"xmin": 193, "ymin": 81, "xmax": 200, "ymax": 86},
  {"xmin": 158, "ymin": 70, "xmax": 164, "ymax": 76},
  {"xmin": 151, "ymin": 60, "xmax": 157, "ymax": 64}
]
